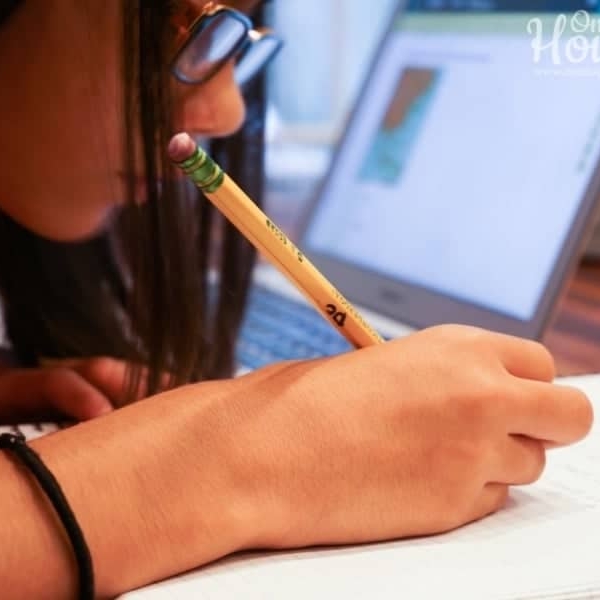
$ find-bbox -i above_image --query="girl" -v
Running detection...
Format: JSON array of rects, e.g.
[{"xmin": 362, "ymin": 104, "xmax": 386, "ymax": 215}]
[{"xmin": 0, "ymin": 2, "xmax": 592, "ymax": 599}]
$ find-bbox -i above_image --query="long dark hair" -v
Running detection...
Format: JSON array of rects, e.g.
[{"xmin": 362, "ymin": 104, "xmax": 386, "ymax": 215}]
[{"xmin": 0, "ymin": 1, "xmax": 265, "ymax": 397}]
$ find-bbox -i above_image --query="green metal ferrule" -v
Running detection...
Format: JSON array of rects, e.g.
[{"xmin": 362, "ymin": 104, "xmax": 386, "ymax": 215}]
[{"xmin": 177, "ymin": 147, "xmax": 224, "ymax": 193}]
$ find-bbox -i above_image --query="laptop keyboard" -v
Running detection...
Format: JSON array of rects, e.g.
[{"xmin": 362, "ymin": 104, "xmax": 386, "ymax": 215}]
[{"xmin": 236, "ymin": 285, "xmax": 353, "ymax": 369}]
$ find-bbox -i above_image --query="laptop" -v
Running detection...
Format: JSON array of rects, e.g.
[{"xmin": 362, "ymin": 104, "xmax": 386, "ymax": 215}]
[{"xmin": 236, "ymin": 0, "xmax": 600, "ymax": 371}]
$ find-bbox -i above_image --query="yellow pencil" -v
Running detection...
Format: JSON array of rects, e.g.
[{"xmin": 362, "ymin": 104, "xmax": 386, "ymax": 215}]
[{"xmin": 168, "ymin": 132, "xmax": 383, "ymax": 348}]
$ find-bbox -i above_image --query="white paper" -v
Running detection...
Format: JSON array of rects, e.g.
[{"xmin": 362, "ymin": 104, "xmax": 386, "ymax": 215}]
[{"xmin": 0, "ymin": 421, "xmax": 62, "ymax": 440}]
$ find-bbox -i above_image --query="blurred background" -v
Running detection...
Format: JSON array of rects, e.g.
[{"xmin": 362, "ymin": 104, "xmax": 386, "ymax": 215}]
[{"xmin": 262, "ymin": 0, "xmax": 600, "ymax": 256}]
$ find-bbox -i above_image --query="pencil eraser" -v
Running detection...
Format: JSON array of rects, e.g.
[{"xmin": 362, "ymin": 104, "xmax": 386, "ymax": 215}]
[{"xmin": 168, "ymin": 132, "xmax": 196, "ymax": 163}]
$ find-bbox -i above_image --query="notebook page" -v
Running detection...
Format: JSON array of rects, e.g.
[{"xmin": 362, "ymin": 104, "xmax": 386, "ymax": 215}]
[{"xmin": 120, "ymin": 374, "xmax": 600, "ymax": 600}]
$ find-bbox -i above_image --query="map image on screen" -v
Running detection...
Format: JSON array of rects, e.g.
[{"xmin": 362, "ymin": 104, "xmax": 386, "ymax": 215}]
[{"xmin": 359, "ymin": 67, "xmax": 441, "ymax": 185}]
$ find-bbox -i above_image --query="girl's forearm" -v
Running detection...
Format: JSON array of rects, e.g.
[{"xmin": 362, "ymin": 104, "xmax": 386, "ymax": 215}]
[{"xmin": 0, "ymin": 380, "xmax": 254, "ymax": 600}]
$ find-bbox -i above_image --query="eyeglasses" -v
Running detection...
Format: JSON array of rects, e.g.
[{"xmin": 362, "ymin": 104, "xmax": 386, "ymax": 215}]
[{"xmin": 171, "ymin": 3, "xmax": 283, "ymax": 86}]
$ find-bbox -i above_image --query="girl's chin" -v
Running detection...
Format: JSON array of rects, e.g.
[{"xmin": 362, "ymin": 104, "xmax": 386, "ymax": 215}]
[{"xmin": 33, "ymin": 216, "xmax": 113, "ymax": 242}]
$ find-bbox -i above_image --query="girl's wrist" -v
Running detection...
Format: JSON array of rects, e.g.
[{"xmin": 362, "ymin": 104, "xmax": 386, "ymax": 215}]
[{"xmin": 156, "ymin": 380, "xmax": 266, "ymax": 560}]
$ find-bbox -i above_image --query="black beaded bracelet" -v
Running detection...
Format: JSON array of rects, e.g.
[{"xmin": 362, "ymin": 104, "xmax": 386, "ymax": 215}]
[{"xmin": 0, "ymin": 432, "xmax": 95, "ymax": 600}]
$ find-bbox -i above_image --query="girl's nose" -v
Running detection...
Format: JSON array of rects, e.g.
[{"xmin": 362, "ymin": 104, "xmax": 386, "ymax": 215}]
[{"xmin": 176, "ymin": 61, "xmax": 246, "ymax": 138}]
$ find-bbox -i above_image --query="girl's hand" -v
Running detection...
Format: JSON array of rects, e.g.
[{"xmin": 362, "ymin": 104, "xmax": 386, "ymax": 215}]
[
  {"xmin": 210, "ymin": 324, "xmax": 593, "ymax": 549},
  {"xmin": 0, "ymin": 357, "xmax": 155, "ymax": 423}
]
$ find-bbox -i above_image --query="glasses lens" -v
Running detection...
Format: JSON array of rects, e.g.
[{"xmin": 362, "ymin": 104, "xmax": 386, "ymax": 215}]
[
  {"xmin": 235, "ymin": 36, "xmax": 283, "ymax": 85},
  {"xmin": 175, "ymin": 13, "xmax": 247, "ymax": 83}
]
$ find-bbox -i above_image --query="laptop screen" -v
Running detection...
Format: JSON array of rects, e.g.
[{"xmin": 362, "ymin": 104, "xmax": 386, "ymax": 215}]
[{"xmin": 301, "ymin": 1, "xmax": 600, "ymax": 325}]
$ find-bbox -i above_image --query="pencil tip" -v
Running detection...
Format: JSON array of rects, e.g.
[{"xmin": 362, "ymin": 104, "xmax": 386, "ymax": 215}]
[{"xmin": 168, "ymin": 132, "xmax": 196, "ymax": 163}]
